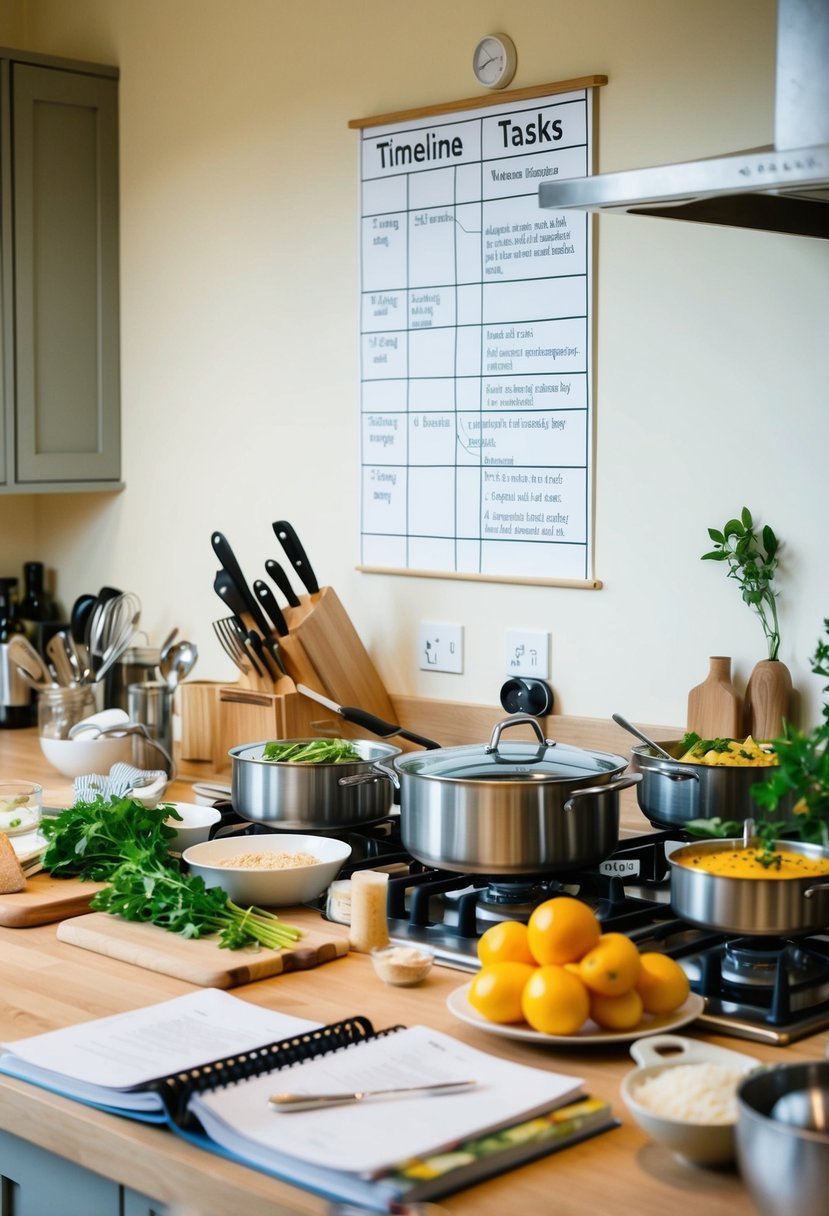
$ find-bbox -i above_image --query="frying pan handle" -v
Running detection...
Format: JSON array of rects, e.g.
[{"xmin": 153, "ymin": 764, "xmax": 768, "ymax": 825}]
[
  {"xmin": 486, "ymin": 715, "xmax": 554, "ymax": 753},
  {"xmin": 563, "ymin": 772, "xmax": 642, "ymax": 811}
]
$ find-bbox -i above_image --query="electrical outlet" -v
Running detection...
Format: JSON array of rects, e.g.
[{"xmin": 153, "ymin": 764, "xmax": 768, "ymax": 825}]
[
  {"xmin": 418, "ymin": 622, "xmax": 464, "ymax": 673},
  {"xmin": 504, "ymin": 629, "xmax": 550, "ymax": 679}
]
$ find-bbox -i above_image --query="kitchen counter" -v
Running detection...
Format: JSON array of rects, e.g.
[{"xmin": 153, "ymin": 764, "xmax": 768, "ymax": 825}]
[{"xmin": 1, "ymin": 727, "xmax": 826, "ymax": 1215}]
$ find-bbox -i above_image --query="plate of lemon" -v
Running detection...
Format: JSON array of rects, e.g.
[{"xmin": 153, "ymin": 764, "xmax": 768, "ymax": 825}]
[{"xmin": 445, "ymin": 896, "xmax": 705, "ymax": 1045}]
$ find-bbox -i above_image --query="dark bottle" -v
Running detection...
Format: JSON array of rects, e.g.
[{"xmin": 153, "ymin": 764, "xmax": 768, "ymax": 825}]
[
  {"xmin": 0, "ymin": 577, "xmax": 33, "ymax": 728},
  {"xmin": 19, "ymin": 561, "xmax": 52, "ymax": 640}
]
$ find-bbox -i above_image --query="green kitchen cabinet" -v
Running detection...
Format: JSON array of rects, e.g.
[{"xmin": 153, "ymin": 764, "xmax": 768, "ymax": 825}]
[{"xmin": 0, "ymin": 49, "xmax": 121, "ymax": 493}]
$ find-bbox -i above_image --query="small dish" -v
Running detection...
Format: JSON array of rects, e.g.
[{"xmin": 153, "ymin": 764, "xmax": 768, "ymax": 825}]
[
  {"xmin": 0, "ymin": 781, "xmax": 43, "ymax": 836},
  {"xmin": 40, "ymin": 733, "xmax": 133, "ymax": 778},
  {"xmin": 371, "ymin": 944, "xmax": 434, "ymax": 986},
  {"xmin": 621, "ymin": 1034, "xmax": 760, "ymax": 1166},
  {"xmin": 163, "ymin": 802, "xmax": 222, "ymax": 852}
]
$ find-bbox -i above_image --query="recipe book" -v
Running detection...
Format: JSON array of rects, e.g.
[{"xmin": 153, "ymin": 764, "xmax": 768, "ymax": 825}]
[{"xmin": 0, "ymin": 988, "xmax": 616, "ymax": 1211}]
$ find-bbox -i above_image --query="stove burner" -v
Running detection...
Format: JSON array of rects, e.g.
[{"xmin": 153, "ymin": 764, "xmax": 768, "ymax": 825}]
[{"xmin": 721, "ymin": 937, "xmax": 829, "ymax": 990}]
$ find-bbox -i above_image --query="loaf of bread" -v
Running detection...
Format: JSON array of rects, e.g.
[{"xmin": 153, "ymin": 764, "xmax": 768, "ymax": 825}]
[{"xmin": 0, "ymin": 831, "xmax": 25, "ymax": 894}]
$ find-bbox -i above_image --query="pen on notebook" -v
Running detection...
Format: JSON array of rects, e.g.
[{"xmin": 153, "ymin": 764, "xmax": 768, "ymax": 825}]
[{"xmin": 269, "ymin": 1079, "xmax": 477, "ymax": 1112}]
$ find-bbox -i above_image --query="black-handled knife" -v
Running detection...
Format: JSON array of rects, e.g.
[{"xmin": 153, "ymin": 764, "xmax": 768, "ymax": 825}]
[
  {"xmin": 272, "ymin": 520, "xmax": 320, "ymax": 595},
  {"xmin": 211, "ymin": 531, "xmax": 286, "ymax": 672},
  {"xmin": 265, "ymin": 559, "xmax": 301, "ymax": 608},
  {"xmin": 253, "ymin": 579, "xmax": 289, "ymax": 637}
]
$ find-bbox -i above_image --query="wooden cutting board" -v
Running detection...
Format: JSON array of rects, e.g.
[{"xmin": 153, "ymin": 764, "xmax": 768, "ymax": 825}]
[
  {"xmin": 56, "ymin": 912, "xmax": 349, "ymax": 988},
  {"xmin": 0, "ymin": 874, "xmax": 106, "ymax": 927}
]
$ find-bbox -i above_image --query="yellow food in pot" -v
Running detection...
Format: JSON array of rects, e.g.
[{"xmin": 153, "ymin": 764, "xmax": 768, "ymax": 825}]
[
  {"xmin": 677, "ymin": 735, "xmax": 778, "ymax": 767},
  {"xmin": 675, "ymin": 846, "xmax": 829, "ymax": 879}
]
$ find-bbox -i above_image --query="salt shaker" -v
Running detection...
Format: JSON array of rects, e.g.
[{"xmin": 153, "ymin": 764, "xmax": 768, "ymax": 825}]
[{"xmin": 348, "ymin": 870, "xmax": 389, "ymax": 953}]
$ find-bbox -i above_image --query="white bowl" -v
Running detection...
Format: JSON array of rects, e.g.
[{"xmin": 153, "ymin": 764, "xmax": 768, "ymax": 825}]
[
  {"xmin": 182, "ymin": 834, "xmax": 351, "ymax": 907},
  {"xmin": 621, "ymin": 1034, "xmax": 760, "ymax": 1166},
  {"xmin": 39, "ymin": 733, "xmax": 133, "ymax": 779},
  {"xmin": 163, "ymin": 802, "xmax": 222, "ymax": 852}
]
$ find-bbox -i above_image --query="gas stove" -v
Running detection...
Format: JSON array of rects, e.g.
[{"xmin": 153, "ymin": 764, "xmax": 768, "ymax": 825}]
[{"xmin": 213, "ymin": 809, "xmax": 829, "ymax": 1046}]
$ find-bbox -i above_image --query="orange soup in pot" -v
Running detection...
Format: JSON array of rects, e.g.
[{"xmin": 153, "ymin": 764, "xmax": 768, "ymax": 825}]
[{"xmin": 675, "ymin": 846, "xmax": 829, "ymax": 879}]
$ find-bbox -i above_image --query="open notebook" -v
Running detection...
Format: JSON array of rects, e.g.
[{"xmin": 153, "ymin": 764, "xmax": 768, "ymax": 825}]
[{"xmin": 0, "ymin": 988, "xmax": 616, "ymax": 1209}]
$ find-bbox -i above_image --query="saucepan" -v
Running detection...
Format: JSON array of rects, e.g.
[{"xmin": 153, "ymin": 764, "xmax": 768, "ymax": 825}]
[
  {"xmin": 229, "ymin": 738, "xmax": 402, "ymax": 831},
  {"xmin": 668, "ymin": 831, "xmax": 829, "ymax": 936},
  {"xmin": 344, "ymin": 715, "xmax": 640, "ymax": 875}
]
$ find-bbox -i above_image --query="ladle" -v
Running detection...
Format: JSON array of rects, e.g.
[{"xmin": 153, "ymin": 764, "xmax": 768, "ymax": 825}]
[
  {"xmin": 771, "ymin": 1086, "xmax": 829, "ymax": 1134},
  {"xmin": 612, "ymin": 713, "xmax": 675, "ymax": 761}
]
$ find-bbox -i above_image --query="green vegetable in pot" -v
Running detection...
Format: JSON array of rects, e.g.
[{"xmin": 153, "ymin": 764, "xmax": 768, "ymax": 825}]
[{"xmin": 262, "ymin": 738, "xmax": 362, "ymax": 763}]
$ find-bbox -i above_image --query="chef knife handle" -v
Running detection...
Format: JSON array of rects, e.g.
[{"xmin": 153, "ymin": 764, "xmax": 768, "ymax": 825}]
[
  {"xmin": 253, "ymin": 579, "xmax": 289, "ymax": 637},
  {"xmin": 211, "ymin": 530, "xmax": 285, "ymax": 670},
  {"xmin": 272, "ymin": 520, "xmax": 320, "ymax": 595},
  {"xmin": 265, "ymin": 559, "xmax": 301, "ymax": 608}
]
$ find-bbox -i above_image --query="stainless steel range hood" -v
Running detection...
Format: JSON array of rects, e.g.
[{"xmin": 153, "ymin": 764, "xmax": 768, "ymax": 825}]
[{"xmin": 539, "ymin": 0, "xmax": 829, "ymax": 239}]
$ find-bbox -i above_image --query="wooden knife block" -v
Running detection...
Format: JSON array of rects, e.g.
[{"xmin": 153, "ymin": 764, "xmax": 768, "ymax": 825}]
[{"xmin": 179, "ymin": 679, "xmax": 378, "ymax": 773}]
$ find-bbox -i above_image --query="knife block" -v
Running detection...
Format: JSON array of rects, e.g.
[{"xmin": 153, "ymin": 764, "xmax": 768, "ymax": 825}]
[{"xmin": 179, "ymin": 679, "xmax": 358, "ymax": 773}]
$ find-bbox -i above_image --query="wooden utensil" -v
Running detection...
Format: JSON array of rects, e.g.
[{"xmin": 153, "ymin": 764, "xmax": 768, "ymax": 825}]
[{"xmin": 687, "ymin": 656, "xmax": 743, "ymax": 738}]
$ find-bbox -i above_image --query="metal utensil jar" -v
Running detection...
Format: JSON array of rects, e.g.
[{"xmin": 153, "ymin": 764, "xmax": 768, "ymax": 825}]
[
  {"xmin": 229, "ymin": 739, "xmax": 402, "ymax": 830},
  {"xmin": 631, "ymin": 742, "xmax": 794, "ymax": 828},
  {"xmin": 377, "ymin": 716, "xmax": 639, "ymax": 875},
  {"xmin": 668, "ymin": 836, "xmax": 829, "ymax": 935}
]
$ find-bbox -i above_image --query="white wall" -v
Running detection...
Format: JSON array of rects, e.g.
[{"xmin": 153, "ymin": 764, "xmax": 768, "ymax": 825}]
[{"xmin": 5, "ymin": 0, "xmax": 828, "ymax": 727}]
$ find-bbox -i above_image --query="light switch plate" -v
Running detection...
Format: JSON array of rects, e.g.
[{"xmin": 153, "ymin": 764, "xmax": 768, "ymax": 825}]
[
  {"xmin": 504, "ymin": 629, "xmax": 550, "ymax": 678},
  {"xmin": 418, "ymin": 622, "xmax": 464, "ymax": 673}
]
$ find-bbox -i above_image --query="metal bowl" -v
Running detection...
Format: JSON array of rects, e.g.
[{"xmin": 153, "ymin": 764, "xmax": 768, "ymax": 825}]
[{"xmin": 737, "ymin": 1062, "xmax": 829, "ymax": 1216}]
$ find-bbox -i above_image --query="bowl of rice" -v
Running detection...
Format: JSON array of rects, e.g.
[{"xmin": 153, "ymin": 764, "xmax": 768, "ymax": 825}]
[
  {"xmin": 621, "ymin": 1034, "xmax": 761, "ymax": 1166},
  {"xmin": 182, "ymin": 834, "xmax": 351, "ymax": 907}
]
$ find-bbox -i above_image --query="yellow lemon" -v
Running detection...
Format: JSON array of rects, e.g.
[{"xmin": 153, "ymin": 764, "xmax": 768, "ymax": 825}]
[
  {"xmin": 635, "ymin": 952, "xmax": 691, "ymax": 1014},
  {"xmin": 588, "ymin": 987, "xmax": 644, "ymax": 1031},
  {"xmin": 467, "ymin": 961, "xmax": 536, "ymax": 1024},
  {"xmin": 521, "ymin": 964, "xmax": 590, "ymax": 1035},
  {"xmin": 477, "ymin": 920, "xmax": 536, "ymax": 967},
  {"xmin": 526, "ymin": 896, "xmax": 601, "ymax": 965},
  {"xmin": 578, "ymin": 932, "xmax": 641, "ymax": 996}
]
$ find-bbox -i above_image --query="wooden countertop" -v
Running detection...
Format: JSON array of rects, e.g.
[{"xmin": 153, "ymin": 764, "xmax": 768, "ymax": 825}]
[{"xmin": 1, "ymin": 727, "xmax": 826, "ymax": 1215}]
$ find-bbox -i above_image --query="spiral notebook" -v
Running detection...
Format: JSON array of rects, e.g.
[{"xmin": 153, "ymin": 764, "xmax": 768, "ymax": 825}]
[{"xmin": 0, "ymin": 988, "xmax": 615, "ymax": 1210}]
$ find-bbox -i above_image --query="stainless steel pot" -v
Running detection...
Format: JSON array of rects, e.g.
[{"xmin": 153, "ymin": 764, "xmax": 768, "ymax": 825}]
[
  {"xmin": 359, "ymin": 715, "xmax": 640, "ymax": 875},
  {"xmin": 229, "ymin": 738, "xmax": 401, "ymax": 831},
  {"xmin": 668, "ymin": 835, "xmax": 829, "ymax": 935},
  {"xmin": 631, "ymin": 742, "xmax": 794, "ymax": 828},
  {"xmin": 737, "ymin": 1062, "xmax": 829, "ymax": 1216}
]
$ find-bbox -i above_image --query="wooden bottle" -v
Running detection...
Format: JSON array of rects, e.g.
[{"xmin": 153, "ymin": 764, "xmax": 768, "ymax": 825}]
[
  {"xmin": 687, "ymin": 656, "xmax": 743, "ymax": 738},
  {"xmin": 743, "ymin": 659, "xmax": 792, "ymax": 741}
]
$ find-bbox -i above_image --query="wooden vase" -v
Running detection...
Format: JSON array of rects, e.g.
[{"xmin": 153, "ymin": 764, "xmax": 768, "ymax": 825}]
[
  {"xmin": 744, "ymin": 658, "xmax": 793, "ymax": 741},
  {"xmin": 687, "ymin": 656, "xmax": 743, "ymax": 738}
]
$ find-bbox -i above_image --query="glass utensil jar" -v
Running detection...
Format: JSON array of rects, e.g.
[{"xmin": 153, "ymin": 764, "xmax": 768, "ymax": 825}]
[{"xmin": 38, "ymin": 685, "xmax": 96, "ymax": 740}]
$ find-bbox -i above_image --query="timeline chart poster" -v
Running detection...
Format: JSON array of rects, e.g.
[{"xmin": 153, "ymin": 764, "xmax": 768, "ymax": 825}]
[{"xmin": 358, "ymin": 88, "xmax": 595, "ymax": 583}]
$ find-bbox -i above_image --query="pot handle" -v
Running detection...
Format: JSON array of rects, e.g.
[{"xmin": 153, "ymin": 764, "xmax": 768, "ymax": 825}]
[
  {"xmin": 804, "ymin": 882, "xmax": 829, "ymax": 899},
  {"xmin": 338, "ymin": 760, "xmax": 399, "ymax": 791},
  {"xmin": 645, "ymin": 763, "xmax": 698, "ymax": 785},
  {"xmin": 563, "ymin": 772, "xmax": 641, "ymax": 811},
  {"xmin": 486, "ymin": 715, "xmax": 554, "ymax": 753}
]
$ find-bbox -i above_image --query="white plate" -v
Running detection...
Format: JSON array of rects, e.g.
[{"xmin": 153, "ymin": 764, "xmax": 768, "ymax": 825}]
[
  {"xmin": 9, "ymin": 829, "xmax": 47, "ymax": 866},
  {"xmin": 446, "ymin": 983, "xmax": 705, "ymax": 1046}
]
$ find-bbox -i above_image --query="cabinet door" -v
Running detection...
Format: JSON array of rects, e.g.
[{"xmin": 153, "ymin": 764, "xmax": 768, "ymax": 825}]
[
  {"xmin": 11, "ymin": 63, "xmax": 120, "ymax": 485},
  {"xmin": 0, "ymin": 1128, "xmax": 120, "ymax": 1215}
]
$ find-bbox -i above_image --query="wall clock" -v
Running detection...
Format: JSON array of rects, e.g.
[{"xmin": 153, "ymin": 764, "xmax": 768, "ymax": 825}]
[{"xmin": 472, "ymin": 33, "xmax": 517, "ymax": 90}]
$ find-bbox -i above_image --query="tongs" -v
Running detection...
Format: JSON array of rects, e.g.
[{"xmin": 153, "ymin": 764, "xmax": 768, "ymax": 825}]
[{"xmin": 268, "ymin": 1079, "xmax": 476, "ymax": 1112}]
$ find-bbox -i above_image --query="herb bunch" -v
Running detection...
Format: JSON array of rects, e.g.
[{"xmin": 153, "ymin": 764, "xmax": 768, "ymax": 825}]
[
  {"xmin": 702, "ymin": 506, "xmax": 782, "ymax": 660},
  {"xmin": 41, "ymin": 797, "xmax": 302, "ymax": 951},
  {"xmin": 262, "ymin": 738, "xmax": 362, "ymax": 763}
]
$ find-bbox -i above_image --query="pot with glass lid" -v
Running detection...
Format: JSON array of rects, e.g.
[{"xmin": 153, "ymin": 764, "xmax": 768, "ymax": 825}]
[{"xmin": 347, "ymin": 715, "xmax": 640, "ymax": 875}]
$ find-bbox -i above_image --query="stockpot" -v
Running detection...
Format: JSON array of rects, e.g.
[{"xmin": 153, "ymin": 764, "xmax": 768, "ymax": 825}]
[
  {"xmin": 668, "ymin": 834, "xmax": 829, "ymax": 935},
  {"xmin": 350, "ymin": 715, "xmax": 640, "ymax": 875},
  {"xmin": 631, "ymin": 742, "xmax": 794, "ymax": 829},
  {"xmin": 229, "ymin": 738, "xmax": 401, "ymax": 831}
]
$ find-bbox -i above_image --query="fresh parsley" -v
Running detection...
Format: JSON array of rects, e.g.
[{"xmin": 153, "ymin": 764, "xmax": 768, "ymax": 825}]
[
  {"xmin": 701, "ymin": 506, "xmax": 782, "ymax": 660},
  {"xmin": 262, "ymin": 738, "xmax": 362, "ymax": 763}
]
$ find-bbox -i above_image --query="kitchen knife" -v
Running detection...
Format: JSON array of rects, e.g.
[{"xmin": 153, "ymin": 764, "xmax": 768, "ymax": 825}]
[
  {"xmin": 296, "ymin": 683, "xmax": 441, "ymax": 750},
  {"xmin": 253, "ymin": 579, "xmax": 289, "ymax": 637},
  {"xmin": 211, "ymin": 532, "xmax": 286, "ymax": 671},
  {"xmin": 272, "ymin": 520, "xmax": 320, "ymax": 596},
  {"xmin": 265, "ymin": 559, "xmax": 301, "ymax": 608}
]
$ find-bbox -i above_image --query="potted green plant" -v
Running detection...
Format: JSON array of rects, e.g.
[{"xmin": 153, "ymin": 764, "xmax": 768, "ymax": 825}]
[{"xmin": 702, "ymin": 506, "xmax": 791, "ymax": 738}]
